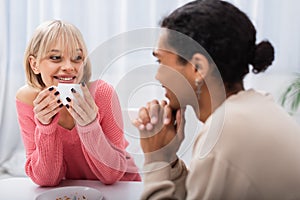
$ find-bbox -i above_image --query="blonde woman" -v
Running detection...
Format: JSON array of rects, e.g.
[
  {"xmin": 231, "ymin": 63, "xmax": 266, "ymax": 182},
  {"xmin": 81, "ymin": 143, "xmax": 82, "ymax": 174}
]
[{"xmin": 16, "ymin": 20, "xmax": 140, "ymax": 186}]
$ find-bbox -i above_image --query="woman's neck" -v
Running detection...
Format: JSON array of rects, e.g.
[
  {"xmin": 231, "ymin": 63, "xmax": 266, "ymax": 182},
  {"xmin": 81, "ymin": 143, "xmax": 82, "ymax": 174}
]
[
  {"xmin": 196, "ymin": 82, "xmax": 244, "ymax": 122},
  {"xmin": 58, "ymin": 107, "xmax": 75, "ymax": 130},
  {"xmin": 225, "ymin": 82, "xmax": 244, "ymax": 98}
]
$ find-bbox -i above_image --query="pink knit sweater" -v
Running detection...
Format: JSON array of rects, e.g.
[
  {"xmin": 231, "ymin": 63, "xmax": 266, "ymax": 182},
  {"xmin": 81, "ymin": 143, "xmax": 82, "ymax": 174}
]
[{"xmin": 16, "ymin": 80, "xmax": 141, "ymax": 186}]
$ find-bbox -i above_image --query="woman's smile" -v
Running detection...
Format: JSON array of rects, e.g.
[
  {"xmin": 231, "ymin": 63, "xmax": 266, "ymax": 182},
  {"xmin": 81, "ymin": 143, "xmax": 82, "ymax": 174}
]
[{"xmin": 53, "ymin": 75, "xmax": 77, "ymax": 83}]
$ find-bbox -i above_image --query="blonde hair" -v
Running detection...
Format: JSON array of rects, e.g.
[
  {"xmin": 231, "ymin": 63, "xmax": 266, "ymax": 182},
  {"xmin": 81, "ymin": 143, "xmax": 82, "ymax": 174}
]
[{"xmin": 24, "ymin": 20, "xmax": 91, "ymax": 89}]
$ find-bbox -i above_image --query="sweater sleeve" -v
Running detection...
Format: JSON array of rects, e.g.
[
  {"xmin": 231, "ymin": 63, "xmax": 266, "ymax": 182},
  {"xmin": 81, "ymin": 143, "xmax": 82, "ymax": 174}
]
[
  {"xmin": 16, "ymin": 99, "xmax": 65, "ymax": 186},
  {"xmin": 141, "ymin": 159, "xmax": 188, "ymax": 200},
  {"xmin": 76, "ymin": 81, "xmax": 134, "ymax": 184}
]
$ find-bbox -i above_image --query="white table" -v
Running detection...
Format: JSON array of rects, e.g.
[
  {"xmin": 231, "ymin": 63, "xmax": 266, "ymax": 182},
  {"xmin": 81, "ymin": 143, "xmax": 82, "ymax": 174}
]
[{"xmin": 0, "ymin": 177, "xmax": 144, "ymax": 200}]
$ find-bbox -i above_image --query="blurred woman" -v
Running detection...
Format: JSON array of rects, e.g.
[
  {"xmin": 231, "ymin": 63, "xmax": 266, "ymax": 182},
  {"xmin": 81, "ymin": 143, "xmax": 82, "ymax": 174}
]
[{"xmin": 133, "ymin": 1, "xmax": 300, "ymax": 199}]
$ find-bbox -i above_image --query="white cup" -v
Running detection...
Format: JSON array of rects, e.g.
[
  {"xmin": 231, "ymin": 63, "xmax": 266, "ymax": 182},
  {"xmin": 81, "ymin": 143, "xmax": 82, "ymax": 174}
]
[{"xmin": 56, "ymin": 83, "xmax": 83, "ymax": 105}]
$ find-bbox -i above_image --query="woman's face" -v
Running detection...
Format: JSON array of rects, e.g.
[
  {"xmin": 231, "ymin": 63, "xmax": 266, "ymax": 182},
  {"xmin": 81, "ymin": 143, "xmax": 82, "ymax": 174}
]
[
  {"xmin": 153, "ymin": 33, "xmax": 198, "ymax": 110},
  {"xmin": 33, "ymin": 44, "xmax": 85, "ymax": 88}
]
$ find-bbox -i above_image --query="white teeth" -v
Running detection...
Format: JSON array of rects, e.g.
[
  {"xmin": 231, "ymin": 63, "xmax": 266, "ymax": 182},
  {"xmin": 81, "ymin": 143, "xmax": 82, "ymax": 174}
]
[{"xmin": 59, "ymin": 77, "xmax": 73, "ymax": 81}]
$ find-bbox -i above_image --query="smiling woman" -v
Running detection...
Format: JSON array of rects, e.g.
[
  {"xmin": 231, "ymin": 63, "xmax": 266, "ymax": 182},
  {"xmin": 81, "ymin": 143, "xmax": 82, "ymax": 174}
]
[
  {"xmin": 14, "ymin": 20, "xmax": 141, "ymax": 186},
  {"xmin": 24, "ymin": 21, "xmax": 89, "ymax": 89}
]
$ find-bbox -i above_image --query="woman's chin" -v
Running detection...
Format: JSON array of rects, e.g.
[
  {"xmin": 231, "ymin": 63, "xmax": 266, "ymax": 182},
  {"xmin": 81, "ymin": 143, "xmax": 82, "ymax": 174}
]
[{"xmin": 168, "ymin": 101, "xmax": 180, "ymax": 111}]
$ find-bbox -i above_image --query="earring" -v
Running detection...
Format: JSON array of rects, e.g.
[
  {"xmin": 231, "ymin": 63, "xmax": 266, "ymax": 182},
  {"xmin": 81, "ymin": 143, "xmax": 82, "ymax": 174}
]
[
  {"xmin": 195, "ymin": 78, "xmax": 202, "ymax": 99},
  {"xmin": 194, "ymin": 64, "xmax": 201, "ymax": 72}
]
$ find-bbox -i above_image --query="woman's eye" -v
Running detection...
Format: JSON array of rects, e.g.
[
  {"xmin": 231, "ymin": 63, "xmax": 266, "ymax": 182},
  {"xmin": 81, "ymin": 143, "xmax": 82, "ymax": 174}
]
[
  {"xmin": 50, "ymin": 55, "xmax": 61, "ymax": 61},
  {"xmin": 72, "ymin": 55, "xmax": 83, "ymax": 62}
]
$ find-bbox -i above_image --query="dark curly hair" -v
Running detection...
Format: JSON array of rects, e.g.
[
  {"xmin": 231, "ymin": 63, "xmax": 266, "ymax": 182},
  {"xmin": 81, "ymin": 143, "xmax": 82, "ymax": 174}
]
[{"xmin": 161, "ymin": 0, "xmax": 275, "ymax": 85}]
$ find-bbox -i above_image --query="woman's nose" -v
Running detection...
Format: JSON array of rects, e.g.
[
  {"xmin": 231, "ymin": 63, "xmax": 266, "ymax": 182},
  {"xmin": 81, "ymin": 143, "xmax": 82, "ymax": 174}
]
[{"xmin": 61, "ymin": 60, "xmax": 74, "ymax": 71}]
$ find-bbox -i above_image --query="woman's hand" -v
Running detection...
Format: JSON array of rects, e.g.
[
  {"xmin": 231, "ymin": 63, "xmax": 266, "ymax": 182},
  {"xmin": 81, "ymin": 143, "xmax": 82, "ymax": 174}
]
[
  {"xmin": 33, "ymin": 87, "xmax": 63, "ymax": 125},
  {"xmin": 66, "ymin": 83, "xmax": 98, "ymax": 126},
  {"xmin": 132, "ymin": 100, "xmax": 186, "ymax": 164}
]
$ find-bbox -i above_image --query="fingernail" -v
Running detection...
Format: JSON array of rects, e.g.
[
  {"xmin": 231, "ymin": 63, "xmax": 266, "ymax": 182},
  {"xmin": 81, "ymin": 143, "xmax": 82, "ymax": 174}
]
[
  {"xmin": 57, "ymin": 99, "xmax": 61, "ymax": 104},
  {"xmin": 48, "ymin": 87, "xmax": 54, "ymax": 91},
  {"xmin": 164, "ymin": 118, "xmax": 170, "ymax": 125},
  {"xmin": 66, "ymin": 104, "xmax": 70, "ymax": 109},
  {"xmin": 71, "ymin": 88, "xmax": 76, "ymax": 93},
  {"xmin": 151, "ymin": 117, "xmax": 158, "ymax": 124},
  {"xmin": 54, "ymin": 91, "xmax": 59, "ymax": 96},
  {"xmin": 66, "ymin": 97, "xmax": 71, "ymax": 102},
  {"xmin": 81, "ymin": 82, "xmax": 85, "ymax": 87},
  {"xmin": 139, "ymin": 124, "xmax": 145, "ymax": 131},
  {"xmin": 146, "ymin": 123, "xmax": 153, "ymax": 131},
  {"xmin": 59, "ymin": 103, "xmax": 64, "ymax": 108}
]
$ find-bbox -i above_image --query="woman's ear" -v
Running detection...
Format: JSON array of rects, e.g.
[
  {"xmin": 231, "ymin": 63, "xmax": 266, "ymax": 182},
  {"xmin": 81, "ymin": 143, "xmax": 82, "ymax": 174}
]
[
  {"xmin": 29, "ymin": 55, "xmax": 40, "ymax": 74},
  {"xmin": 191, "ymin": 53, "xmax": 209, "ymax": 78}
]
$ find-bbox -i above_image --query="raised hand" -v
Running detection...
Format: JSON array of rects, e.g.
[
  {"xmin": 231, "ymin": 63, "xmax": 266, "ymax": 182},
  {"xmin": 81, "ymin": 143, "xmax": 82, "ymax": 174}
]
[
  {"xmin": 33, "ymin": 87, "xmax": 63, "ymax": 125},
  {"xmin": 65, "ymin": 83, "xmax": 98, "ymax": 127},
  {"xmin": 132, "ymin": 100, "xmax": 186, "ymax": 164}
]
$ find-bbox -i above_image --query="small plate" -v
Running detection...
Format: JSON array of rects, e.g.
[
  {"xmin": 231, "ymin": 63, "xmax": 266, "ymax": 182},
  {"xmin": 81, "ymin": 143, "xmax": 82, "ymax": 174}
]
[{"xmin": 35, "ymin": 186, "xmax": 104, "ymax": 200}]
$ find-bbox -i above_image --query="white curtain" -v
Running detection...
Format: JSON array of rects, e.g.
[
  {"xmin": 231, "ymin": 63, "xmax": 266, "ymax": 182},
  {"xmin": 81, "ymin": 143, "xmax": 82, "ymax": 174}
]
[{"xmin": 0, "ymin": 0, "xmax": 299, "ymax": 176}]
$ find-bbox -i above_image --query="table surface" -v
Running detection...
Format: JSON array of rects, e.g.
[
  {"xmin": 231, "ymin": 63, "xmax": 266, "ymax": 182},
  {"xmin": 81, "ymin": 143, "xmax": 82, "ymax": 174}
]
[{"xmin": 0, "ymin": 177, "xmax": 144, "ymax": 200}]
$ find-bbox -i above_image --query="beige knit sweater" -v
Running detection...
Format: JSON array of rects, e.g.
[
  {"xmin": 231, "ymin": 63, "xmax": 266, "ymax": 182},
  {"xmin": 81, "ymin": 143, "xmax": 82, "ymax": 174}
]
[{"xmin": 141, "ymin": 89, "xmax": 300, "ymax": 200}]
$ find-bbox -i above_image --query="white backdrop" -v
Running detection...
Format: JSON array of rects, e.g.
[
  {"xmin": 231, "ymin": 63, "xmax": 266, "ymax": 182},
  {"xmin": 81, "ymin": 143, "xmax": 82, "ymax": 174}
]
[{"xmin": 0, "ymin": 0, "xmax": 299, "ymax": 176}]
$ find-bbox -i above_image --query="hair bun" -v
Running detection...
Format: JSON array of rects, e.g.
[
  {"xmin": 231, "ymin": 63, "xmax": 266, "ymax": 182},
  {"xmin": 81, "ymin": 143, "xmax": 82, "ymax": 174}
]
[{"xmin": 251, "ymin": 41, "xmax": 275, "ymax": 74}]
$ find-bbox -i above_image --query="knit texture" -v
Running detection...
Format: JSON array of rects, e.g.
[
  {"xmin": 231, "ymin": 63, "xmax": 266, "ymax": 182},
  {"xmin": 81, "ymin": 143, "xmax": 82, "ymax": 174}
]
[{"xmin": 16, "ymin": 80, "xmax": 141, "ymax": 186}]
